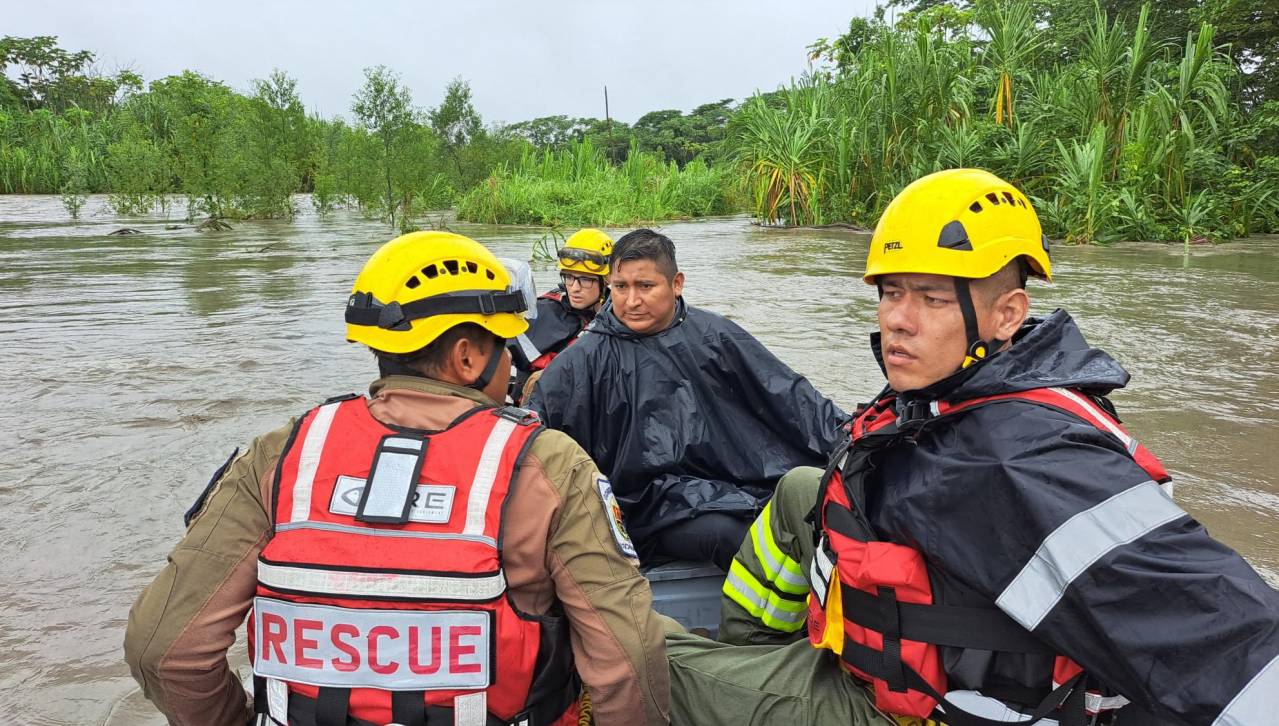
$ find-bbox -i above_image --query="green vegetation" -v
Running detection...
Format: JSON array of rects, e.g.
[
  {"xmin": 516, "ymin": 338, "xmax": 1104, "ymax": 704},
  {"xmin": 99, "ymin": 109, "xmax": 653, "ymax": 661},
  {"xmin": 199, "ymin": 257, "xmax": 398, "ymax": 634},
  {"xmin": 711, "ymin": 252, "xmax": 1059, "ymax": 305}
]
[
  {"xmin": 456, "ymin": 139, "xmax": 738, "ymax": 226},
  {"xmin": 4, "ymin": 0, "xmax": 1278, "ymax": 242},
  {"xmin": 736, "ymin": 0, "xmax": 1279, "ymax": 241},
  {"xmin": 0, "ymin": 38, "xmax": 529, "ymax": 225}
]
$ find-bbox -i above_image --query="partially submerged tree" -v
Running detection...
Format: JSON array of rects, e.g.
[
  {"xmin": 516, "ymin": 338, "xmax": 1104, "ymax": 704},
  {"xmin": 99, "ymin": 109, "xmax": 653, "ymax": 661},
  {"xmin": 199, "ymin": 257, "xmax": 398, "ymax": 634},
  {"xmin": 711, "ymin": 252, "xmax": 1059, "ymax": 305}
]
[{"xmin": 352, "ymin": 65, "xmax": 414, "ymax": 228}]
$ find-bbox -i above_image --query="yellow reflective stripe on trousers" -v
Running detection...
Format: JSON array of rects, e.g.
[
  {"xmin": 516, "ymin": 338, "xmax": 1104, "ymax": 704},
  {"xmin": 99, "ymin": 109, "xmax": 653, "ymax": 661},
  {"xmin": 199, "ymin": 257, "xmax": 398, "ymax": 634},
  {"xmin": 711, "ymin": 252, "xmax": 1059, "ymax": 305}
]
[
  {"xmin": 723, "ymin": 559, "xmax": 807, "ymax": 632},
  {"xmin": 751, "ymin": 501, "xmax": 809, "ymax": 595}
]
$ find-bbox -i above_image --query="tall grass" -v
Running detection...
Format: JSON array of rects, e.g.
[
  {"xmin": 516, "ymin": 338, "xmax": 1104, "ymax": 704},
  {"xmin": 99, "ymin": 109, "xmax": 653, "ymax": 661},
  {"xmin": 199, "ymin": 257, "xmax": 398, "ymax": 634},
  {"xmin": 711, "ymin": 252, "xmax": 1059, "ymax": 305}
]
[
  {"xmin": 728, "ymin": 2, "xmax": 1278, "ymax": 242},
  {"xmin": 456, "ymin": 139, "xmax": 739, "ymax": 226}
]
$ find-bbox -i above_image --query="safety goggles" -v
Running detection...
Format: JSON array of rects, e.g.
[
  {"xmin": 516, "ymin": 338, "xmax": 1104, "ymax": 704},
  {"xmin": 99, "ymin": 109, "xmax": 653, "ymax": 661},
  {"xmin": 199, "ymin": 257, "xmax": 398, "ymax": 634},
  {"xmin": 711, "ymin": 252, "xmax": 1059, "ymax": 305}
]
[
  {"xmin": 557, "ymin": 247, "xmax": 608, "ymax": 273},
  {"xmin": 560, "ymin": 272, "xmax": 601, "ymax": 289}
]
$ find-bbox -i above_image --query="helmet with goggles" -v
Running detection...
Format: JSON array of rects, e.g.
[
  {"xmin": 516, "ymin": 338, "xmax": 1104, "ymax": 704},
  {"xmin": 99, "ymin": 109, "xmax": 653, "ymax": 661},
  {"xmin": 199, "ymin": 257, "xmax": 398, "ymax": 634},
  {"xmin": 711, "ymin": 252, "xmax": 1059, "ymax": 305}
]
[{"xmin": 557, "ymin": 228, "xmax": 613, "ymax": 276}]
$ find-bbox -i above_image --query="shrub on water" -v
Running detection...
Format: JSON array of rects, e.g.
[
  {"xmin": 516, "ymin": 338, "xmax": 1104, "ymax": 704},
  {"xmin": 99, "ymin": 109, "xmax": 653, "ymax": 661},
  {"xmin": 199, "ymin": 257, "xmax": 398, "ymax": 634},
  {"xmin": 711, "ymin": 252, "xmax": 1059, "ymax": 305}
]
[
  {"xmin": 105, "ymin": 137, "xmax": 168, "ymax": 216},
  {"xmin": 455, "ymin": 139, "xmax": 738, "ymax": 226},
  {"xmin": 59, "ymin": 154, "xmax": 89, "ymax": 220}
]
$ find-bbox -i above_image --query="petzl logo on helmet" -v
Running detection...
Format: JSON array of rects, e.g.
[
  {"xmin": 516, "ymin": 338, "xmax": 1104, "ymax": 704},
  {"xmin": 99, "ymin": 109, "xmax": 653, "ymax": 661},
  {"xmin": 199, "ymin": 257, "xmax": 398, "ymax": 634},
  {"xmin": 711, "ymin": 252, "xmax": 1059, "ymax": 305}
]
[{"xmin": 883, "ymin": 241, "xmax": 903, "ymax": 252}]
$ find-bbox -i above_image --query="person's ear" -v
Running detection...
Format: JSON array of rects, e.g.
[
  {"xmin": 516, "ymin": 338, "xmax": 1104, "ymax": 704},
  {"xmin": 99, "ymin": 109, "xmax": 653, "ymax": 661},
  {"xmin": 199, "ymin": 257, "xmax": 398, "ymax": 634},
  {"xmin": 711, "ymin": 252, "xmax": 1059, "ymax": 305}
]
[
  {"xmin": 671, "ymin": 271, "xmax": 685, "ymax": 296},
  {"xmin": 444, "ymin": 336, "xmax": 481, "ymax": 385},
  {"xmin": 992, "ymin": 288, "xmax": 1029, "ymax": 342}
]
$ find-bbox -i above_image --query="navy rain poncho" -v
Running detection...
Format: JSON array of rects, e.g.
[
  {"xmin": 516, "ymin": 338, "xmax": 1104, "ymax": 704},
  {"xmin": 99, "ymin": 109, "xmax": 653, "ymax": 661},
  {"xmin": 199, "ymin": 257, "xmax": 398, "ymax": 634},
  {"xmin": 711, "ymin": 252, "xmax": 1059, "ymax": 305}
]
[{"xmin": 526, "ymin": 299, "xmax": 848, "ymax": 546}]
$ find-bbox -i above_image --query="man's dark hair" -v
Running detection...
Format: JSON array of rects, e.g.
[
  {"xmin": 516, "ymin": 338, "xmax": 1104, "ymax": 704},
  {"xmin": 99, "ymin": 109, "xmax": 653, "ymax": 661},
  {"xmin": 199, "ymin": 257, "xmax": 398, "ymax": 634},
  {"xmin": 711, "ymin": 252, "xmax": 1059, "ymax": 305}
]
[
  {"xmin": 611, "ymin": 229, "xmax": 678, "ymax": 280},
  {"xmin": 375, "ymin": 322, "xmax": 497, "ymax": 378}
]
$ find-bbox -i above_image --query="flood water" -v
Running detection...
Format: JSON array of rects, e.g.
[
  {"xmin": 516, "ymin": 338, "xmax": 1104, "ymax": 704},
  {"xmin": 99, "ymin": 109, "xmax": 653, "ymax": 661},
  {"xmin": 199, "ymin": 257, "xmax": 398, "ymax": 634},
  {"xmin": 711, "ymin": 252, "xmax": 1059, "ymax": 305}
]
[{"xmin": 2, "ymin": 194, "xmax": 1277, "ymax": 724}]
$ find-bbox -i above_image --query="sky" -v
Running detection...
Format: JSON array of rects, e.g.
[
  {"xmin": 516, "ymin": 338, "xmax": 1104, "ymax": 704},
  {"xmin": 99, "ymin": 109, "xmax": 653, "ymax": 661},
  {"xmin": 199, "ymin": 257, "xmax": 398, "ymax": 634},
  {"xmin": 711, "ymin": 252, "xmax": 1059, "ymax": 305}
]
[{"xmin": 7, "ymin": 0, "xmax": 879, "ymax": 125}]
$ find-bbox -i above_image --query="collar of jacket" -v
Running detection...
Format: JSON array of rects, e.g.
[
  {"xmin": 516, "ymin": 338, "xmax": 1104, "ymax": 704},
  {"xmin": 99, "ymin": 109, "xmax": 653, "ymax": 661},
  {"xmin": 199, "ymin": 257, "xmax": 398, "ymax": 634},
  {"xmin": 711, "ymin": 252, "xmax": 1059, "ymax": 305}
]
[{"xmin": 368, "ymin": 375, "xmax": 499, "ymax": 407}]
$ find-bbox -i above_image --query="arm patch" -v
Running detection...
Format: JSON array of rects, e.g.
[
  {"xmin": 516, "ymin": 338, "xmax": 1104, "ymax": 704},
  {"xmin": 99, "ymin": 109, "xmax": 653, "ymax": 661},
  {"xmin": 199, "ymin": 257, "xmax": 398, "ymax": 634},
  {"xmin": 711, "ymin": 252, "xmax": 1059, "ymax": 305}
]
[
  {"xmin": 184, "ymin": 448, "xmax": 240, "ymax": 526},
  {"xmin": 596, "ymin": 475, "xmax": 639, "ymax": 562}
]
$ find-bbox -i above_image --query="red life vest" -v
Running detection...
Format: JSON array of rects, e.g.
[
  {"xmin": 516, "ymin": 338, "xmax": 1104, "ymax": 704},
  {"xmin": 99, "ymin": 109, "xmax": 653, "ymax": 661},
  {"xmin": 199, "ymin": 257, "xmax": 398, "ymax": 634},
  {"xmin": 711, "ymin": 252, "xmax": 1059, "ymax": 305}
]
[
  {"xmin": 249, "ymin": 395, "xmax": 579, "ymax": 726},
  {"xmin": 807, "ymin": 387, "xmax": 1172, "ymax": 724}
]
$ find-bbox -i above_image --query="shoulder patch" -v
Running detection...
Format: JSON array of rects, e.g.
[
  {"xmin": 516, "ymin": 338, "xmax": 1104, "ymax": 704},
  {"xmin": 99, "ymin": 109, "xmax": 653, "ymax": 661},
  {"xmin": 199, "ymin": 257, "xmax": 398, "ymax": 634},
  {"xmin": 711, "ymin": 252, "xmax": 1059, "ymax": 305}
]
[{"xmin": 595, "ymin": 474, "xmax": 639, "ymax": 562}]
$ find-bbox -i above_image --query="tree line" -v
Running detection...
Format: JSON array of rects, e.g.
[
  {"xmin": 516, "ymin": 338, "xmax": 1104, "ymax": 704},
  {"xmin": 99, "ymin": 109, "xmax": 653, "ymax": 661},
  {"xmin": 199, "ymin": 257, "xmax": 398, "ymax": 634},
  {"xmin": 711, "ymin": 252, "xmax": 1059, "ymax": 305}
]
[{"xmin": 0, "ymin": 35, "xmax": 739, "ymax": 229}]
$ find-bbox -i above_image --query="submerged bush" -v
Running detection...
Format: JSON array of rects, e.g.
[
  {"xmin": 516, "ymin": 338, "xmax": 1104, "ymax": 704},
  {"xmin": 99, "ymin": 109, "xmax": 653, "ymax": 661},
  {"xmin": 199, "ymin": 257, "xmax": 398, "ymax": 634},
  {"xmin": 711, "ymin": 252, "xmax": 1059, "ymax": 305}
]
[{"xmin": 456, "ymin": 139, "xmax": 738, "ymax": 226}]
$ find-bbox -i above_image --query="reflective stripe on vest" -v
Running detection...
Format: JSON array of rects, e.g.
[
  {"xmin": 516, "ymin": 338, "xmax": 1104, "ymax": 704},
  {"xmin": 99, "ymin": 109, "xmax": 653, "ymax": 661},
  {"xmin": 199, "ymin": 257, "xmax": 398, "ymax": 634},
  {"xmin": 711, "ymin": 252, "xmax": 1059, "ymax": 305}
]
[
  {"xmin": 464, "ymin": 417, "xmax": 518, "ymax": 536},
  {"xmin": 257, "ymin": 560, "xmax": 508, "ymax": 601},
  {"xmin": 288, "ymin": 400, "xmax": 342, "ymax": 523}
]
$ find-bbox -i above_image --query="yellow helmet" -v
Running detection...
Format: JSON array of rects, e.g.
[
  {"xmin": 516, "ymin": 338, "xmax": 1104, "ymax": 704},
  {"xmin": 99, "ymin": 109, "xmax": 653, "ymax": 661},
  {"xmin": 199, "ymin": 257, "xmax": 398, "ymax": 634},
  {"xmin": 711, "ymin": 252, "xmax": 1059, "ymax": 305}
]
[
  {"xmin": 557, "ymin": 228, "xmax": 613, "ymax": 276},
  {"xmin": 345, "ymin": 231, "xmax": 528, "ymax": 355},
  {"xmin": 864, "ymin": 168, "xmax": 1051, "ymax": 284}
]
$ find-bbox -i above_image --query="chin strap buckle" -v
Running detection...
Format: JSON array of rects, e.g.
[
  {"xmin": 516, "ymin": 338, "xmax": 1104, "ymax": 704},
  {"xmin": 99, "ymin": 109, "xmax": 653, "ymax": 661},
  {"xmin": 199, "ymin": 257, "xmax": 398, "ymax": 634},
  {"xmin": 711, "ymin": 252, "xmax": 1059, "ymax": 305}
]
[{"xmin": 895, "ymin": 398, "xmax": 937, "ymax": 429}]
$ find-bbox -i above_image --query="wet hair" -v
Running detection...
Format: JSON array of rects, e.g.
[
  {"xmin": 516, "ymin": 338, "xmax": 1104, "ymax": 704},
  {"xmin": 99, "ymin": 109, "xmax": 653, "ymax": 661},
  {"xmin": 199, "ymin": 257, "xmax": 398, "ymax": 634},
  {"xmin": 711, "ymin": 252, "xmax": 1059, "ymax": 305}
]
[
  {"xmin": 375, "ymin": 322, "xmax": 498, "ymax": 378},
  {"xmin": 973, "ymin": 258, "xmax": 1029, "ymax": 305},
  {"xmin": 611, "ymin": 229, "xmax": 678, "ymax": 280}
]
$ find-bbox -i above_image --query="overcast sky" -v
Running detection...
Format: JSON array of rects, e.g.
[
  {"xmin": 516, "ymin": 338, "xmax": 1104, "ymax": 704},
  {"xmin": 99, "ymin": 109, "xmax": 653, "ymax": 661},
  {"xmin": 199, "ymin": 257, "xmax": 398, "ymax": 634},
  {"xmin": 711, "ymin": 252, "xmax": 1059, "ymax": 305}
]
[{"xmin": 8, "ymin": 0, "xmax": 879, "ymax": 124}]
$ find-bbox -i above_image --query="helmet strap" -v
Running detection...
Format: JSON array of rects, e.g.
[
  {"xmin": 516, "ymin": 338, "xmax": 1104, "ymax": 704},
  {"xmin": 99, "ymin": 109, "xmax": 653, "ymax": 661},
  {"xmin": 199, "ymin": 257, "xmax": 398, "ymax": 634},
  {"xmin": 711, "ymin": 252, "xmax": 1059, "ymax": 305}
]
[
  {"xmin": 467, "ymin": 336, "xmax": 507, "ymax": 393},
  {"xmin": 954, "ymin": 278, "xmax": 996, "ymax": 369}
]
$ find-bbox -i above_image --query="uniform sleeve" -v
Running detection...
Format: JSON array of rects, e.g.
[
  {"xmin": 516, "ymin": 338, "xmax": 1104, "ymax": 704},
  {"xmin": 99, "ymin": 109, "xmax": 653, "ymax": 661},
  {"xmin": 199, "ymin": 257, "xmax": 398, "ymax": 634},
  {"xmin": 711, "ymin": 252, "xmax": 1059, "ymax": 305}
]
[
  {"xmin": 909, "ymin": 404, "xmax": 1279, "ymax": 726},
  {"xmin": 124, "ymin": 422, "xmax": 293, "ymax": 726},
  {"xmin": 536, "ymin": 435, "xmax": 670, "ymax": 726}
]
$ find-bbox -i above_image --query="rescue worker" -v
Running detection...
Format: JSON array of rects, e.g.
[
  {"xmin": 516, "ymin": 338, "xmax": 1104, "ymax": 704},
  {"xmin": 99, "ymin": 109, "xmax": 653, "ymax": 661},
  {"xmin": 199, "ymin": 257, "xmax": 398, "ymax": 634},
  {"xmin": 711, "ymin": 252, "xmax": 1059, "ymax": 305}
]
[
  {"xmin": 667, "ymin": 169, "xmax": 1279, "ymax": 725},
  {"xmin": 124, "ymin": 231, "xmax": 670, "ymax": 726},
  {"xmin": 509, "ymin": 228, "xmax": 612, "ymax": 404},
  {"xmin": 527, "ymin": 229, "xmax": 847, "ymax": 570}
]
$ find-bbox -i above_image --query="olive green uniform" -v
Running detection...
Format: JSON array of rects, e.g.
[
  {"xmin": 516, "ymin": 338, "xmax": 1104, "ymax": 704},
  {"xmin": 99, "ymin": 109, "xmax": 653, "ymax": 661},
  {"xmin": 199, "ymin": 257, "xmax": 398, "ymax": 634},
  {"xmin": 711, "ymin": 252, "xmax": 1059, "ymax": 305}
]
[
  {"xmin": 124, "ymin": 376, "xmax": 669, "ymax": 726},
  {"xmin": 662, "ymin": 467, "xmax": 894, "ymax": 726}
]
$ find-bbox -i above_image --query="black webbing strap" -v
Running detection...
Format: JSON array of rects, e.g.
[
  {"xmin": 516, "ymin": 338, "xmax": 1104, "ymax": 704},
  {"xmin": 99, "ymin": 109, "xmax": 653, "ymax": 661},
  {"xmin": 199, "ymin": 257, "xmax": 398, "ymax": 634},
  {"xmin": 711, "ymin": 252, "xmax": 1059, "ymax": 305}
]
[
  {"xmin": 283, "ymin": 687, "xmax": 576, "ymax": 726},
  {"xmin": 346, "ymin": 290, "xmax": 527, "ymax": 330},
  {"xmin": 467, "ymin": 337, "xmax": 507, "ymax": 392},
  {"xmin": 953, "ymin": 277, "xmax": 984, "ymax": 362},
  {"xmin": 879, "ymin": 586, "xmax": 908, "ymax": 694},
  {"xmin": 252, "ymin": 675, "xmax": 268, "ymax": 717},
  {"xmin": 392, "ymin": 690, "xmax": 427, "ymax": 726},
  {"xmin": 838, "ymin": 583, "xmax": 1056, "ymax": 654},
  {"xmin": 315, "ymin": 686, "xmax": 350, "ymax": 726},
  {"xmin": 840, "ymin": 641, "xmax": 1086, "ymax": 726}
]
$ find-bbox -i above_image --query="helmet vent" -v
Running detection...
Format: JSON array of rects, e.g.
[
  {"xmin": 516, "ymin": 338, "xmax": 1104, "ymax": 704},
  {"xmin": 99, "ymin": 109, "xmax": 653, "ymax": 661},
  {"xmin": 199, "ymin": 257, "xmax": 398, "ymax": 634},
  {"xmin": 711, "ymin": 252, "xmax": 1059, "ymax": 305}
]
[
  {"xmin": 486, "ymin": 269, "xmax": 495, "ymax": 280},
  {"xmin": 969, "ymin": 201, "xmax": 983, "ymax": 213},
  {"xmin": 1002, "ymin": 192, "xmax": 1016, "ymax": 205},
  {"xmin": 405, "ymin": 276, "xmax": 421, "ymax": 289},
  {"xmin": 938, "ymin": 220, "xmax": 973, "ymax": 250},
  {"xmin": 422, "ymin": 265, "xmax": 439, "ymax": 279},
  {"xmin": 466, "ymin": 261, "xmax": 478, "ymax": 274},
  {"xmin": 985, "ymin": 193, "xmax": 1001, "ymax": 206},
  {"xmin": 1017, "ymin": 197, "xmax": 1028, "ymax": 208},
  {"xmin": 443, "ymin": 260, "xmax": 460, "ymax": 275}
]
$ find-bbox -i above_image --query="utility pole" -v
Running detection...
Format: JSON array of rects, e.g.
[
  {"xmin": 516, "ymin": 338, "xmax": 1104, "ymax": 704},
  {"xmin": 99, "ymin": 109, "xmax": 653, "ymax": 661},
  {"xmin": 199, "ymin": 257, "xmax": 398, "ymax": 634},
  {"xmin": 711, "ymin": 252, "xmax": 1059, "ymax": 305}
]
[{"xmin": 605, "ymin": 85, "xmax": 617, "ymax": 165}]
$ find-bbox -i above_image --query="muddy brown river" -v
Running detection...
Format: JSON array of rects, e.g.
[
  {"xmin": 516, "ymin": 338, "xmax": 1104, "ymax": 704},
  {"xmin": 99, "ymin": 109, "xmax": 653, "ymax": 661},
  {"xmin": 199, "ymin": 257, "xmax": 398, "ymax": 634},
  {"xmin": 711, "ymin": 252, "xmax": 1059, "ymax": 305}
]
[{"xmin": 1, "ymin": 195, "xmax": 1276, "ymax": 724}]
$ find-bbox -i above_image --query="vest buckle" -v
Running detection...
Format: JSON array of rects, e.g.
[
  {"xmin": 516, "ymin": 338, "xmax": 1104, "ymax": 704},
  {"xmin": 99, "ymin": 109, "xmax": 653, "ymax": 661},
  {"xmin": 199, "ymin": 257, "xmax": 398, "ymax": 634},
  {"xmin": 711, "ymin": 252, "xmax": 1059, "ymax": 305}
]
[{"xmin": 496, "ymin": 406, "xmax": 540, "ymax": 426}]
